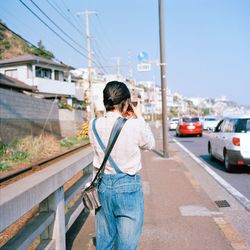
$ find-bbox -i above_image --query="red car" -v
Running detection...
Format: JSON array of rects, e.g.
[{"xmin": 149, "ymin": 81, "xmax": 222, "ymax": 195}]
[{"xmin": 176, "ymin": 116, "xmax": 203, "ymax": 137}]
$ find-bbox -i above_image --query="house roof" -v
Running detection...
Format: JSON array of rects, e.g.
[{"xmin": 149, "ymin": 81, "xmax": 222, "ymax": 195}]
[
  {"xmin": 0, "ymin": 54, "xmax": 72, "ymax": 69},
  {"xmin": 0, "ymin": 73, "xmax": 37, "ymax": 92}
]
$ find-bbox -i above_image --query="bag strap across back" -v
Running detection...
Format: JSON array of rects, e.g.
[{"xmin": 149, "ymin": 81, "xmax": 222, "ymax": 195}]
[
  {"xmin": 91, "ymin": 117, "xmax": 127, "ymax": 186},
  {"xmin": 92, "ymin": 118, "xmax": 124, "ymax": 173}
]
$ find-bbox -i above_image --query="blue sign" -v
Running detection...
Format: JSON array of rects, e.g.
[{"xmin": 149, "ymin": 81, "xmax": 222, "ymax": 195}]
[{"xmin": 137, "ymin": 51, "xmax": 149, "ymax": 62}]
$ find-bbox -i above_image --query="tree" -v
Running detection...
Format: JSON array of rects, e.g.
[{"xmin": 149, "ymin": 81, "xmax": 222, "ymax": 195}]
[{"xmin": 32, "ymin": 40, "xmax": 54, "ymax": 60}]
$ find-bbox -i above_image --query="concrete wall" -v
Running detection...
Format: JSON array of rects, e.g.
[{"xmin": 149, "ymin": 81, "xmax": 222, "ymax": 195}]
[
  {"xmin": 0, "ymin": 65, "xmax": 28, "ymax": 83},
  {"xmin": 0, "ymin": 88, "xmax": 61, "ymax": 143},
  {"xmin": 59, "ymin": 109, "xmax": 87, "ymax": 138}
]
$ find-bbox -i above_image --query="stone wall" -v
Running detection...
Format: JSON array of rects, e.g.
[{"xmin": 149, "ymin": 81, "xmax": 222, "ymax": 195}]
[{"xmin": 0, "ymin": 88, "xmax": 61, "ymax": 143}]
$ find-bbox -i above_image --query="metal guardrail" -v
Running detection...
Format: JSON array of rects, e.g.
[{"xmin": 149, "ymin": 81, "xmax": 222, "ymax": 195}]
[
  {"xmin": 0, "ymin": 144, "xmax": 89, "ymax": 184},
  {"xmin": 0, "ymin": 145, "xmax": 93, "ymax": 250}
]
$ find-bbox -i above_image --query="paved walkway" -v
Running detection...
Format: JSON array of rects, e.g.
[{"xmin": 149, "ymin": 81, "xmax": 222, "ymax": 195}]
[{"xmin": 66, "ymin": 140, "xmax": 250, "ymax": 250}]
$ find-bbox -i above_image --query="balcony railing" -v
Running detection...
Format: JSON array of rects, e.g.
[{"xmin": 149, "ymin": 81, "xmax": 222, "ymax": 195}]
[{"xmin": 34, "ymin": 78, "xmax": 76, "ymax": 96}]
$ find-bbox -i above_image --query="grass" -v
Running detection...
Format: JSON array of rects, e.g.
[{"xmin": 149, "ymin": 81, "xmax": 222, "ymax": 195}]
[
  {"xmin": 0, "ymin": 135, "xmax": 89, "ymax": 172},
  {"xmin": 0, "ymin": 160, "xmax": 11, "ymax": 171}
]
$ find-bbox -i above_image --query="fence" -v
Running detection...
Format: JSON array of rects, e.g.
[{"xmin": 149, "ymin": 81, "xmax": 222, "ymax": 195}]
[{"xmin": 0, "ymin": 146, "xmax": 93, "ymax": 250}]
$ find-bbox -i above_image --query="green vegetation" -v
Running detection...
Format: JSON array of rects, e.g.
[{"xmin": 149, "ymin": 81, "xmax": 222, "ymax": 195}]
[
  {"xmin": 0, "ymin": 140, "xmax": 29, "ymax": 172},
  {"xmin": 0, "ymin": 21, "xmax": 54, "ymax": 60},
  {"xmin": 10, "ymin": 150, "xmax": 28, "ymax": 161},
  {"xmin": 169, "ymin": 107, "xmax": 181, "ymax": 118},
  {"xmin": 2, "ymin": 39, "xmax": 11, "ymax": 49},
  {"xmin": 60, "ymin": 136, "xmax": 86, "ymax": 148},
  {"xmin": 32, "ymin": 40, "xmax": 54, "ymax": 60},
  {"xmin": 201, "ymin": 108, "xmax": 210, "ymax": 116},
  {"xmin": 0, "ymin": 160, "xmax": 10, "ymax": 171},
  {"xmin": 0, "ymin": 135, "xmax": 89, "ymax": 173},
  {"xmin": 58, "ymin": 102, "xmax": 74, "ymax": 110}
]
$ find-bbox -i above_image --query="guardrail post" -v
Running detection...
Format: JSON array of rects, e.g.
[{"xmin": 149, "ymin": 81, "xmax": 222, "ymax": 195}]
[{"xmin": 40, "ymin": 186, "xmax": 66, "ymax": 250}]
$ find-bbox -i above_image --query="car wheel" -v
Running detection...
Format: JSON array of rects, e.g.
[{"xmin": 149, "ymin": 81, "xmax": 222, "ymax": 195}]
[
  {"xmin": 224, "ymin": 151, "xmax": 234, "ymax": 173},
  {"xmin": 199, "ymin": 133, "xmax": 203, "ymax": 137},
  {"xmin": 208, "ymin": 142, "xmax": 214, "ymax": 161}
]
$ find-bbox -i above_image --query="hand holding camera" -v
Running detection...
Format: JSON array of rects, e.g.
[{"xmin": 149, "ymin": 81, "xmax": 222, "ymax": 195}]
[
  {"xmin": 129, "ymin": 98, "xmax": 142, "ymax": 118},
  {"xmin": 123, "ymin": 89, "xmax": 142, "ymax": 119}
]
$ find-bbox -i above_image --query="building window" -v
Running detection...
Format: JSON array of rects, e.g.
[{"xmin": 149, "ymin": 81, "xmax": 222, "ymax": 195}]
[
  {"xmin": 5, "ymin": 69, "xmax": 17, "ymax": 78},
  {"xmin": 54, "ymin": 70, "xmax": 63, "ymax": 81},
  {"xmin": 27, "ymin": 64, "xmax": 32, "ymax": 78},
  {"xmin": 35, "ymin": 66, "xmax": 52, "ymax": 79}
]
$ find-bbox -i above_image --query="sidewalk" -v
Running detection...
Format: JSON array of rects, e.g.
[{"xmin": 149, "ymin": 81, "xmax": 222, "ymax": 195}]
[{"xmin": 66, "ymin": 141, "xmax": 250, "ymax": 250}]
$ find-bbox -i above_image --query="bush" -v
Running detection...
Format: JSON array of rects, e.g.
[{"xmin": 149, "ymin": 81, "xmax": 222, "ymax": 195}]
[
  {"xmin": 0, "ymin": 160, "xmax": 11, "ymax": 171},
  {"xmin": 10, "ymin": 150, "xmax": 28, "ymax": 162},
  {"xmin": 60, "ymin": 138, "xmax": 74, "ymax": 148},
  {"xmin": 58, "ymin": 102, "xmax": 74, "ymax": 110},
  {"xmin": 60, "ymin": 136, "xmax": 86, "ymax": 148},
  {"xmin": 0, "ymin": 142, "xmax": 7, "ymax": 156},
  {"xmin": 2, "ymin": 39, "xmax": 11, "ymax": 49}
]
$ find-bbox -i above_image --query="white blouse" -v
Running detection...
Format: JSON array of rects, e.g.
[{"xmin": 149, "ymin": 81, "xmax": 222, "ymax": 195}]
[{"xmin": 89, "ymin": 111, "xmax": 155, "ymax": 175}]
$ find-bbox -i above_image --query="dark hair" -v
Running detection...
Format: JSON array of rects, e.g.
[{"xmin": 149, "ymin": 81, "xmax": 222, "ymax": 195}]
[{"xmin": 103, "ymin": 81, "xmax": 131, "ymax": 112}]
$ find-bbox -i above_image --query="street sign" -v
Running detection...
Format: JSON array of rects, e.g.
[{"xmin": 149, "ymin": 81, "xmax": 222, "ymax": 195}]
[
  {"xmin": 137, "ymin": 51, "xmax": 149, "ymax": 62},
  {"xmin": 137, "ymin": 63, "xmax": 151, "ymax": 72}
]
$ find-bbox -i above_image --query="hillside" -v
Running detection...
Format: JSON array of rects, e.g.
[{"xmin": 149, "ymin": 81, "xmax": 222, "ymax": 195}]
[{"xmin": 0, "ymin": 21, "xmax": 54, "ymax": 60}]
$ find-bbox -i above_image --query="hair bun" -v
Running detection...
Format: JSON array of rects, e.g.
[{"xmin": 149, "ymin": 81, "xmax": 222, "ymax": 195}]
[{"xmin": 107, "ymin": 96, "xmax": 113, "ymax": 104}]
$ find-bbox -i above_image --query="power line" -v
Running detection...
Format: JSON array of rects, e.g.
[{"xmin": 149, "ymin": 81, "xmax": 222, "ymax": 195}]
[
  {"xmin": 0, "ymin": 22, "xmax": 70, "ymax": 67},
  {"xmin": 18, "ymin": 0, "xmax": 90, "ymax": 61},
  {"xmin": 24, "ymin": 0, "xmax": 106, "ymax": 73},
  {"xmin": 59, "ymin": 0, "xmax": 83, "ymax": 28},
  {"xmin": 96, "ymin": 15, "xmax": 118, "ymax": 59},
  {"xmin": 91, "ymin": 47, "xmax": 108, "ymax": 74},
  {"xmin": 29, "ymin": 0, "xmax": 86, "ymax": 52},
  {"xmin": 8, "ymin": 0, "xmax": 108, "ymax": 75},
  {"xmin": 92, "ymin": 38, "xmax": 110, "ymax": 66},
  {"xmin": 46, "ymin": 0, "xmax": 83, "ymax": 36}
]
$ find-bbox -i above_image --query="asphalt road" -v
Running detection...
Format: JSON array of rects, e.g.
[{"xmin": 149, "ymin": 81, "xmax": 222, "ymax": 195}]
[{"xmin": 169, "ymin": 130, "xmax": 250, "ymax": 201}]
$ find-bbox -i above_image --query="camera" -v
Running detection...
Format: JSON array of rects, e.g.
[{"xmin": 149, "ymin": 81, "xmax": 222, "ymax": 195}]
[{"xmin": 130, "ymin": 88, "xmax": 139, "ymax": 107}]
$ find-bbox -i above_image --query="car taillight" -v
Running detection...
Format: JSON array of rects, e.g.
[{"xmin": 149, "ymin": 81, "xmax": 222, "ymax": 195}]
[
  {"xmin": 232, "ymin": 137, "xmax": 240, "ymax": 146},
  {"xmin": 237, "ymin": 160, "xmax": 245, "ymax": 165}
]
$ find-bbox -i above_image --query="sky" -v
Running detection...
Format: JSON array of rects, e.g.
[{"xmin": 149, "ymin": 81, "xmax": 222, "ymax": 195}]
[{"xmin": 0, "ymin": 0, "xmax": 250, "ymax": 106}]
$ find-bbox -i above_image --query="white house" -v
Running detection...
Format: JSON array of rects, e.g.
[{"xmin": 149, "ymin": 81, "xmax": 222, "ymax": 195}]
[{"xmin": 0, "ymin": 54, "xmax": 75, "ymax": 98}]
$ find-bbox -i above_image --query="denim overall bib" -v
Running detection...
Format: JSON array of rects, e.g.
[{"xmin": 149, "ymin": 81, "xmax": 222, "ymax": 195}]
[{"xmin": 92, "ymin": 118, "xmax": 144, "ymax": 250}]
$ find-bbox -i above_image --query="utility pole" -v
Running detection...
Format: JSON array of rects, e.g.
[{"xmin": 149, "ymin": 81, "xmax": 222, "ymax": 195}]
[
  {"xmin": 77, "ymin": 10, "xmax": 97, "ymax": 119},
  {"xmin": 158, "ymin": 0, "xmax": 169, "ymax": 158},
  {"xmin": 112, "ymin": 57, "xmax": 121, "ymax": 76}
]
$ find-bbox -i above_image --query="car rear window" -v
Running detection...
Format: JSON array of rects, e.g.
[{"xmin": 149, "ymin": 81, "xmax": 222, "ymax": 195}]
[
  {"xmin": 182, "ymin": 117, "xmax": 199, "ymax": 123},
  {"xmin": 235, "ymin": 119, "xmax": 250, "ymax": 133},
  {"xmin": 205, "ymin": 118, "xmax": 216, "ymax": 121}
]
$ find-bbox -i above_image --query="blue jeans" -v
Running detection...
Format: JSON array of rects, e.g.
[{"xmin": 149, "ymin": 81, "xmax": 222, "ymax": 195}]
[{"xmin": 96, "ymin": 173, "xmax": 144, "ymax": 250}]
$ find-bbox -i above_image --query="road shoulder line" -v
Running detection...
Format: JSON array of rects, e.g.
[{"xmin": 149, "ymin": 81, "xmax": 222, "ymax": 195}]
[{"xmin": 173, "ymin": 138, "xmax": 250, "ymax": 212}]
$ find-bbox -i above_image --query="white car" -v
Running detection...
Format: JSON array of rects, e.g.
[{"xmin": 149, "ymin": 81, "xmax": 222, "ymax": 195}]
[
  {"xmin": 208, "ymin": 115, "xmax": 250, "ymax": 172},
  {"xmin": 169, "ymin": 117, "xmax": 179, "ymax": 130},
  {"xmin": 202, "ymin": 116, "xmax": 219, "ymax": 131}
]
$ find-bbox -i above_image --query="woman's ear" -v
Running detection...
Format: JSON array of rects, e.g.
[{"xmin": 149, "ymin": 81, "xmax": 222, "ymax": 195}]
[{"xmin": 121, "ymin": 99, "xmax": 129, "ymax": 113}]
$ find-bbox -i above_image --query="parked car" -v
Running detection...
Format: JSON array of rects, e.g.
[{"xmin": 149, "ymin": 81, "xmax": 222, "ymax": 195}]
[
  {"xmin": 176, "ymin": 116, "xmax": 203, "ymax": 137},
  {"xmin": 202, "ymin": 116, "xmax": 219, "ymax": 131},
  {"xmin": 169, "ymin": 117, "xmax": 179, "ymax": 130},
  {"xmin": 208, "ymin": 115, "xmax": 250, "ymax": 172}
]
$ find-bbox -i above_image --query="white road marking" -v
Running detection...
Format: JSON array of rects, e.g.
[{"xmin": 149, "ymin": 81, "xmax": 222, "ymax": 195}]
[{"xmin": 179, "ymin": 205, "xmax": 223, "ymax": 217}]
